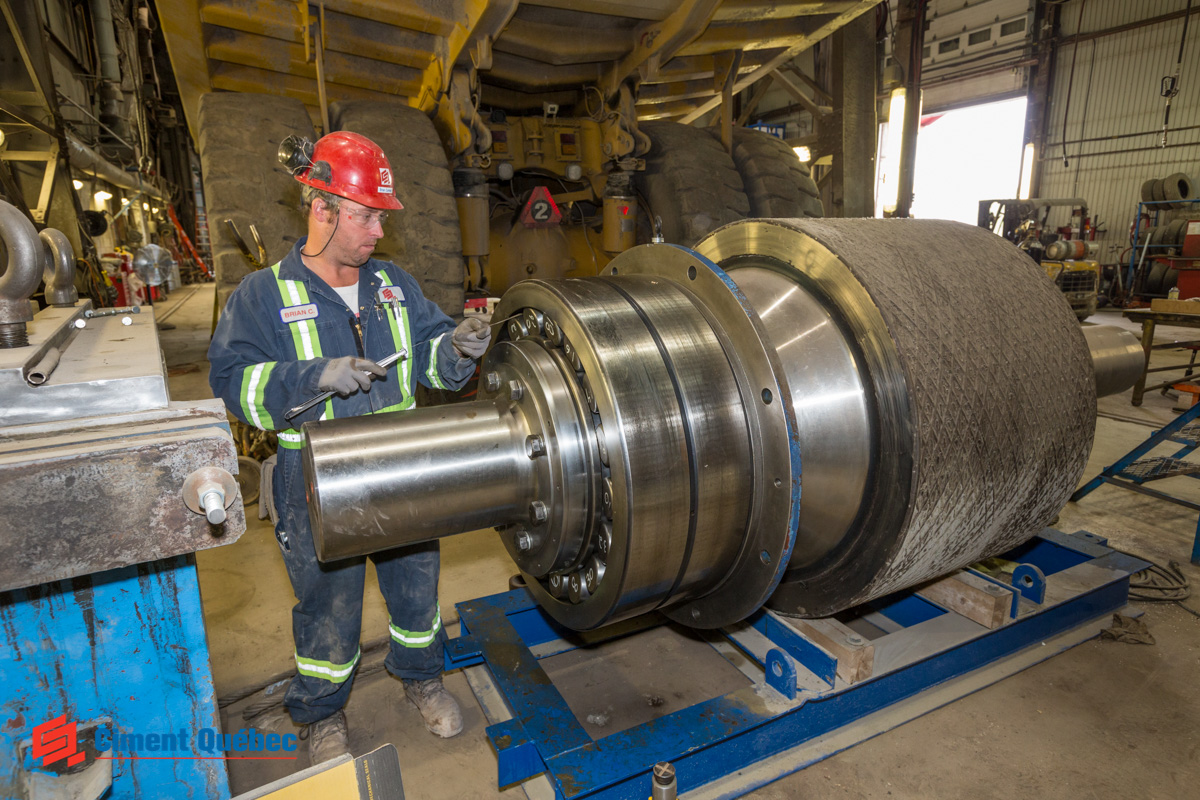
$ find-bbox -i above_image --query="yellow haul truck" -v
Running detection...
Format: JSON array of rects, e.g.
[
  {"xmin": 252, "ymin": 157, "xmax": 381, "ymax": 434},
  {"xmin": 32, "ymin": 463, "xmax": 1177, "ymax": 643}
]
[{"xmin": 155, "ymin": 1, "xmax": 878, "ymax": 314}]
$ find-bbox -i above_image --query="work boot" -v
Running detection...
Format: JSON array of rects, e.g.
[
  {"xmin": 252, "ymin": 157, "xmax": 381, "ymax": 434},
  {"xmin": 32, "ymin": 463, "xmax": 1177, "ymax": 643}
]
[
  {"xmin": 403, "ymin": 677, "xmax": 463, "ymax": 738},
  {"xmin": 306, "ymin": 709, "xmax": 350, "ymax": 764}
]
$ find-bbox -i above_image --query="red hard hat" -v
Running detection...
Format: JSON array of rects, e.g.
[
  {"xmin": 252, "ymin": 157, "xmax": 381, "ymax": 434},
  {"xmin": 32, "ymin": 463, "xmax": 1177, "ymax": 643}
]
[{"xmin": 294, "ymin": 131, "xmax": 403, "ymax": 210}]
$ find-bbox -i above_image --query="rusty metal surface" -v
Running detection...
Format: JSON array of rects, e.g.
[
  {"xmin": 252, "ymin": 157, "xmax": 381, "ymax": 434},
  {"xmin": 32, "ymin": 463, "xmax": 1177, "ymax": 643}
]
[{"xmin": 0, "ymin": 400, "xmax": 246, "ymax": 593}]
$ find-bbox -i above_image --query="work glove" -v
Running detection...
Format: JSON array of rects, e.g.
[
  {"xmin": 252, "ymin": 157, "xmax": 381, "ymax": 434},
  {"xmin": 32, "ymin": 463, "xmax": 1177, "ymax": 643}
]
[
  {"xmin": 451, "ymin": 316, "xmax": 491, "ymax": 359},
  {"xmin": 317, "ymin": 356, "xmax": 385, "ymax": 396}
]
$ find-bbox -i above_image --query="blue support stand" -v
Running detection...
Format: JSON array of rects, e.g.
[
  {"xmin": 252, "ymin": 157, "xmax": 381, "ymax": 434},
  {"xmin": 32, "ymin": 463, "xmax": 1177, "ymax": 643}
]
[
  {"xmin": 1072, "ymin": 401, "xmax": 1200, "ymax": 564},
  {"xmin": 0, "ymin": 556, "xmax": 229, "ymax": 799},
  {"xmin": 447, "ymin": 531, "xmax": 1148, "ymax": 799}
]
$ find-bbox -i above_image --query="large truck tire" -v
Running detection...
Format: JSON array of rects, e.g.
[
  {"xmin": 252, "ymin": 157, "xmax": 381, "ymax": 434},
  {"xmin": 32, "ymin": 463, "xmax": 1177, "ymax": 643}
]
[
  {"xmin": 331, "ymin": 100, "xmax": 464, "ymax": 318},
  {"xmin": 637, "ymin": 121, "xmax": 751, "ymax": 246},
  {"xmin": 730, "ymin": 127, "xmax": 824, "ymax": 218},
  {"xmin": 197, "ymin": 92, "xmax": 316, "ymax": 311}
]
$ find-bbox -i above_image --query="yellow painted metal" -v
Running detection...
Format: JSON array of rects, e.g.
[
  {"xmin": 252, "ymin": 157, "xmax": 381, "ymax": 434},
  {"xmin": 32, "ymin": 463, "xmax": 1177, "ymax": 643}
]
[
  {"xmin": 599, "ymin": 0, "xmax": 722, "ymax": 99},
  {"xmin": 414, "ymin": 0, "xmax": 502, "ymax": 113},
  {"xmin": 1043, "ymin": 259, "xmax": 1100, "ymax": 319},
  {"xmin": 203, "ymin": 28, "xmax": 423, "ymax": 96},
  {"xmin": 602, "ymin": 194, "xmax": 636, "ymax": 253},
  {"xmin": 457, "ymin": 195, "xmax": 490, "ymax": 257},
  {"xmin": 485, "ymin": 117, "xmax": 609, "ymax": 196},
  {"xmin": 154, "ymin": 0, "xmax": 210, "ymax": 141},
  {"xmin": 209, "ymin": 62, "xmax": 400, "ymax": 107},
  {"xmin": 679, "ymin": 0, "xmax": 881, "ymax": 123},
  {"xmin": 485, "ymin": 215, "xmax": 612, "ymax": 295},
  {"xmin": 200, "ymin": 0, "xmax": 436, "ymax": 69}
]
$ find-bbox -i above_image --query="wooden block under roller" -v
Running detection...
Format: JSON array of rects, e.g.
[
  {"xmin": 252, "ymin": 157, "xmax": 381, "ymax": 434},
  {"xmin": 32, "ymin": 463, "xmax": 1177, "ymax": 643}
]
[
  {"xmin": 787, "ymin": 616, "xmax": 874, "ymax": 685},
  {"xmin": 916, "ymin": 570, "xmax": 1011, "ymax": 629}
]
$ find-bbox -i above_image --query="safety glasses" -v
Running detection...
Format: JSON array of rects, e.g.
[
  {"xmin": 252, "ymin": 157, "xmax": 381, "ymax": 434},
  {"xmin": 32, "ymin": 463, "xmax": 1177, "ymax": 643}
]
[{"xmin": 342, "ymin": 206, "xmax": 388, "ymax": 228}]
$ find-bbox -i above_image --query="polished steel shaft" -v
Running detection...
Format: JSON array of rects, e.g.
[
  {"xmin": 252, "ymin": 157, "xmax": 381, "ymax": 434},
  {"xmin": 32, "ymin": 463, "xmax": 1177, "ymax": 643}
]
[{"xmin": 303, "ymin": 218, "xmax": 1139, "ymax": 630}]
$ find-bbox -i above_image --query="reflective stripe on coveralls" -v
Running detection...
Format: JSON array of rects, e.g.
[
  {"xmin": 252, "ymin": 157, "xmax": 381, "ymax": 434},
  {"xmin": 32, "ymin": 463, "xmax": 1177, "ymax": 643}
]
[
  {"xmin": 389, "ymin": 605, "xmax": 442, "ymax": 648},
  {"xmin": 294, "ymin": 647, "xmax": 361, "ymax": 684},
  {"xmin": 271, "ymin": 262, "xmax": 332, "ymax": 446},
  {"xmin": 374, "ymin": 270, "xmax": 418, "ymax": 410}
]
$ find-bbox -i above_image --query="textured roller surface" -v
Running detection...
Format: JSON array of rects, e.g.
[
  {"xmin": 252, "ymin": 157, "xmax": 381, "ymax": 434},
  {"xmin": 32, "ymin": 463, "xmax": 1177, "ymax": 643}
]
[{"xmin": 774, "ymin": 218, "xmax": 1096, "ymax": 610}]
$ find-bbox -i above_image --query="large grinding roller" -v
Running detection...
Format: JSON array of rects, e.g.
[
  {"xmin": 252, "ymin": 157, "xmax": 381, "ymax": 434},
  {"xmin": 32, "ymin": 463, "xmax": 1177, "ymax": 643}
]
[{"xmin": 302, "ymin": 218, "xmax": 1143, "ymax": 630}]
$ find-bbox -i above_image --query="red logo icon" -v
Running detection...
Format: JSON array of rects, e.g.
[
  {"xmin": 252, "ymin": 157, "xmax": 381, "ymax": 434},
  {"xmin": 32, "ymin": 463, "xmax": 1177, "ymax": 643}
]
[
  {"xmin": 378, "ymin": 168, "xmax": 392, "ymax": 186},
  {"xmin": 32, "ymin": 716, "xmax": 85, "ymax": 769}
]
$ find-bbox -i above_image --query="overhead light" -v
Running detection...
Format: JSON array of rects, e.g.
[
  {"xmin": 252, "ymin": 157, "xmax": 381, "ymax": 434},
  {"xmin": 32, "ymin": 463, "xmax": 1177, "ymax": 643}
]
[
  {"xmin": 94, "ymin": 190, "xmax": 112, "ymax": 207},
  {"xmin": 880, "ymin": 87, "xmax": 907, "ymax": 213},
  {"xmin": 793, "ymin": 146, "xmax": 811, "ymax": 163},
  {"xmin": 1017, "ymin": 143, "xmax": 1035, "ymax": 201},
  {"xmin": 143, "ymin": 202, "xmax": 150, "ymax": 211},
  {"xmin": 73, "ymin": 180, "xmax": 84, "ymax": 190}
]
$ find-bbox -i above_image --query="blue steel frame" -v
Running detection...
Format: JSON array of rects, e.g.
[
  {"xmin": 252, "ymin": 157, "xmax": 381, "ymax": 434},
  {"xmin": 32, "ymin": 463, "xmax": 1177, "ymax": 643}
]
[
  {"xmin": 1072, "ymin": 400, "xmax": 1200, "ymax": 564},
  {"xmin": 0, "ymin": 556, "xmax": 229, "ymax": 799},
  {"xmin": 446, "ymin": 530, "xmax": 1147, "ymax": 800}
]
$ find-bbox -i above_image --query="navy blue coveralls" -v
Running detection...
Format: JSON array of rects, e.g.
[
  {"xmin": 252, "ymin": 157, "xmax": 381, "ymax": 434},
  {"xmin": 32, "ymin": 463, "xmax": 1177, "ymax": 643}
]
[{"xmin": 208, "ymin": 237, "xmax": 474, "ymax": 724}]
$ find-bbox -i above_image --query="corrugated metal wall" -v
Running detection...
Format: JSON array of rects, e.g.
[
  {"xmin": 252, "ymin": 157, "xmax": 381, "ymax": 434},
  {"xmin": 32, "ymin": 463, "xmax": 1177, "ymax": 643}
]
[{"xmin": 1038, "ymin": 0, "xmax": 1200, "ymax": 261}]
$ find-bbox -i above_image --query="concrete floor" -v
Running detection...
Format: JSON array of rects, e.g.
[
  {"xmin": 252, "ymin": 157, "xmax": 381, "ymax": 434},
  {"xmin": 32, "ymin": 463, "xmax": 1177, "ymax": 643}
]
[{"xmin": 159, "ymin": 285, "xmax": 1200, "ymax": 799}]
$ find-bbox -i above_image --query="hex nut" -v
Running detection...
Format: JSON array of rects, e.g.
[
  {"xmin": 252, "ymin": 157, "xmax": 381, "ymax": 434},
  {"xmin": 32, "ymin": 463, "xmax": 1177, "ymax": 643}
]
[
  {"xmin": 526, "ymin": 434, "xmax": 546, "ymax": 458},
  {"xmin": 515, "ymin": 530, "xmax": 533, "ymax": 552},
  {"xmin": 529, "ymin": 500, "xmax": 548, "ymax": 524},
  {"xmin": 484, "ymin": 371, "xmax": 502, "ymax": 392},
  {"xmin": 509, "ymin": 380, "xmax": 524, "ymax": 401}
]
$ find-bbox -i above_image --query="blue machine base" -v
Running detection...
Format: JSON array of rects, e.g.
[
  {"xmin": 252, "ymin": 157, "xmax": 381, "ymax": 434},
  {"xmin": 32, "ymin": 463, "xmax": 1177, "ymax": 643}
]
[
  {"xmin": 0, "ymin": 556, "xmax": 228, "ymax": 800},
  {"xmin": 446, "ymin": 530, "xmax": 1148, "ymax": 800}
]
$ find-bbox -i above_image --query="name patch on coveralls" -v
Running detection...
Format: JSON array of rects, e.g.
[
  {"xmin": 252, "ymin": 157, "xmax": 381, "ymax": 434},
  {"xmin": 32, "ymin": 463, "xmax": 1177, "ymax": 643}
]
[{"xmin": 280, "ymin": 303, "xmax": 319, "ymax": 323}]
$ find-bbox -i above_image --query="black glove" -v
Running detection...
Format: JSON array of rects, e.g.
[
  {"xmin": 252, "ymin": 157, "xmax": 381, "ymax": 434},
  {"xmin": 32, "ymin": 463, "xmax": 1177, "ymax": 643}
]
[
  {"xmin": 451, "ymin": 316, "xmax": 491, "ymax": 359},
  {"xmin": 317, "ymin": 356, "xmax": 385, "ymax": 396}
]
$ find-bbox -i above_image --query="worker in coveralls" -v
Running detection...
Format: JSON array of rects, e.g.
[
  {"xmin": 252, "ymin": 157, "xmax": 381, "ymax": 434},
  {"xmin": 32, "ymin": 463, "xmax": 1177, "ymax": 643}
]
[{"xmin": 207, "ymin": 131, "xmax": 491, "ymax": 763}]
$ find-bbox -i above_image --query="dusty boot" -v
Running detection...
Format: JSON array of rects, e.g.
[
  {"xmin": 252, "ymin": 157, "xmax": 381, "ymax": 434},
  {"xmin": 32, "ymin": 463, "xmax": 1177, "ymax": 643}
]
[
  {"xmin": 403, "ymin": 677, "xmax": 463, "ymax": 738},
  {"xmin": 306, "ymin": 709, "xmax": 350, "ymax": 764}
]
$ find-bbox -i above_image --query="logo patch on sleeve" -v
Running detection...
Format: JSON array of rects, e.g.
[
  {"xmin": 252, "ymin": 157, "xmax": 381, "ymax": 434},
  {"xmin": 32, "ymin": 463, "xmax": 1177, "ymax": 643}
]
[{"xmin": 280, "ymin": 303, "xmax": 319, "ymax": 323}]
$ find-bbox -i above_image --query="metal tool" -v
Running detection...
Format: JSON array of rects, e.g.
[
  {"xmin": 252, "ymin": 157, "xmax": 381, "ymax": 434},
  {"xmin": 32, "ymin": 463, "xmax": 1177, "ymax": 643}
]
[
  {"xmin": 84, "ymin": 305, "xmax": 141, "ymax": 318},
  {"xmin": 283, "ymin": 348, "xmax": 407, "ymax": 422}
]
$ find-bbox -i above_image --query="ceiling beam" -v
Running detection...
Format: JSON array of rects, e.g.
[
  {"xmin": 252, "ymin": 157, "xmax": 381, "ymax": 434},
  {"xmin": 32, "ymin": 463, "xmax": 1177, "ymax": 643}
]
[{"xmin": 680, "ymin": 0, "xmax": 881, "ymax": 124}]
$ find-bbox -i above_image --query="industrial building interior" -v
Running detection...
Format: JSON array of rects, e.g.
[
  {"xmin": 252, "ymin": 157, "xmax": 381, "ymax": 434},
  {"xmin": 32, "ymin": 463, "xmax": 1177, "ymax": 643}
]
[{"xmin": 2, "ymin": 1, "xmax": 1199, "ymax": 798}]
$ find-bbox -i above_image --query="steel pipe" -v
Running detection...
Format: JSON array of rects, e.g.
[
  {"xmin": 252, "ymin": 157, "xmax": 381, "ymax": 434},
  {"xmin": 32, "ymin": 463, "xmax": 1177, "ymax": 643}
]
[
  {"xmin": 304, "ymin": 219, "xmax": 1132, "ymax": 631},
  {"xmin": 1082, "ymin": 324, "xmax": 1146, "ymax": 399},
  {"xmin": 64, "ymin": 133, "xmax": 168, "ymax": 201}
]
